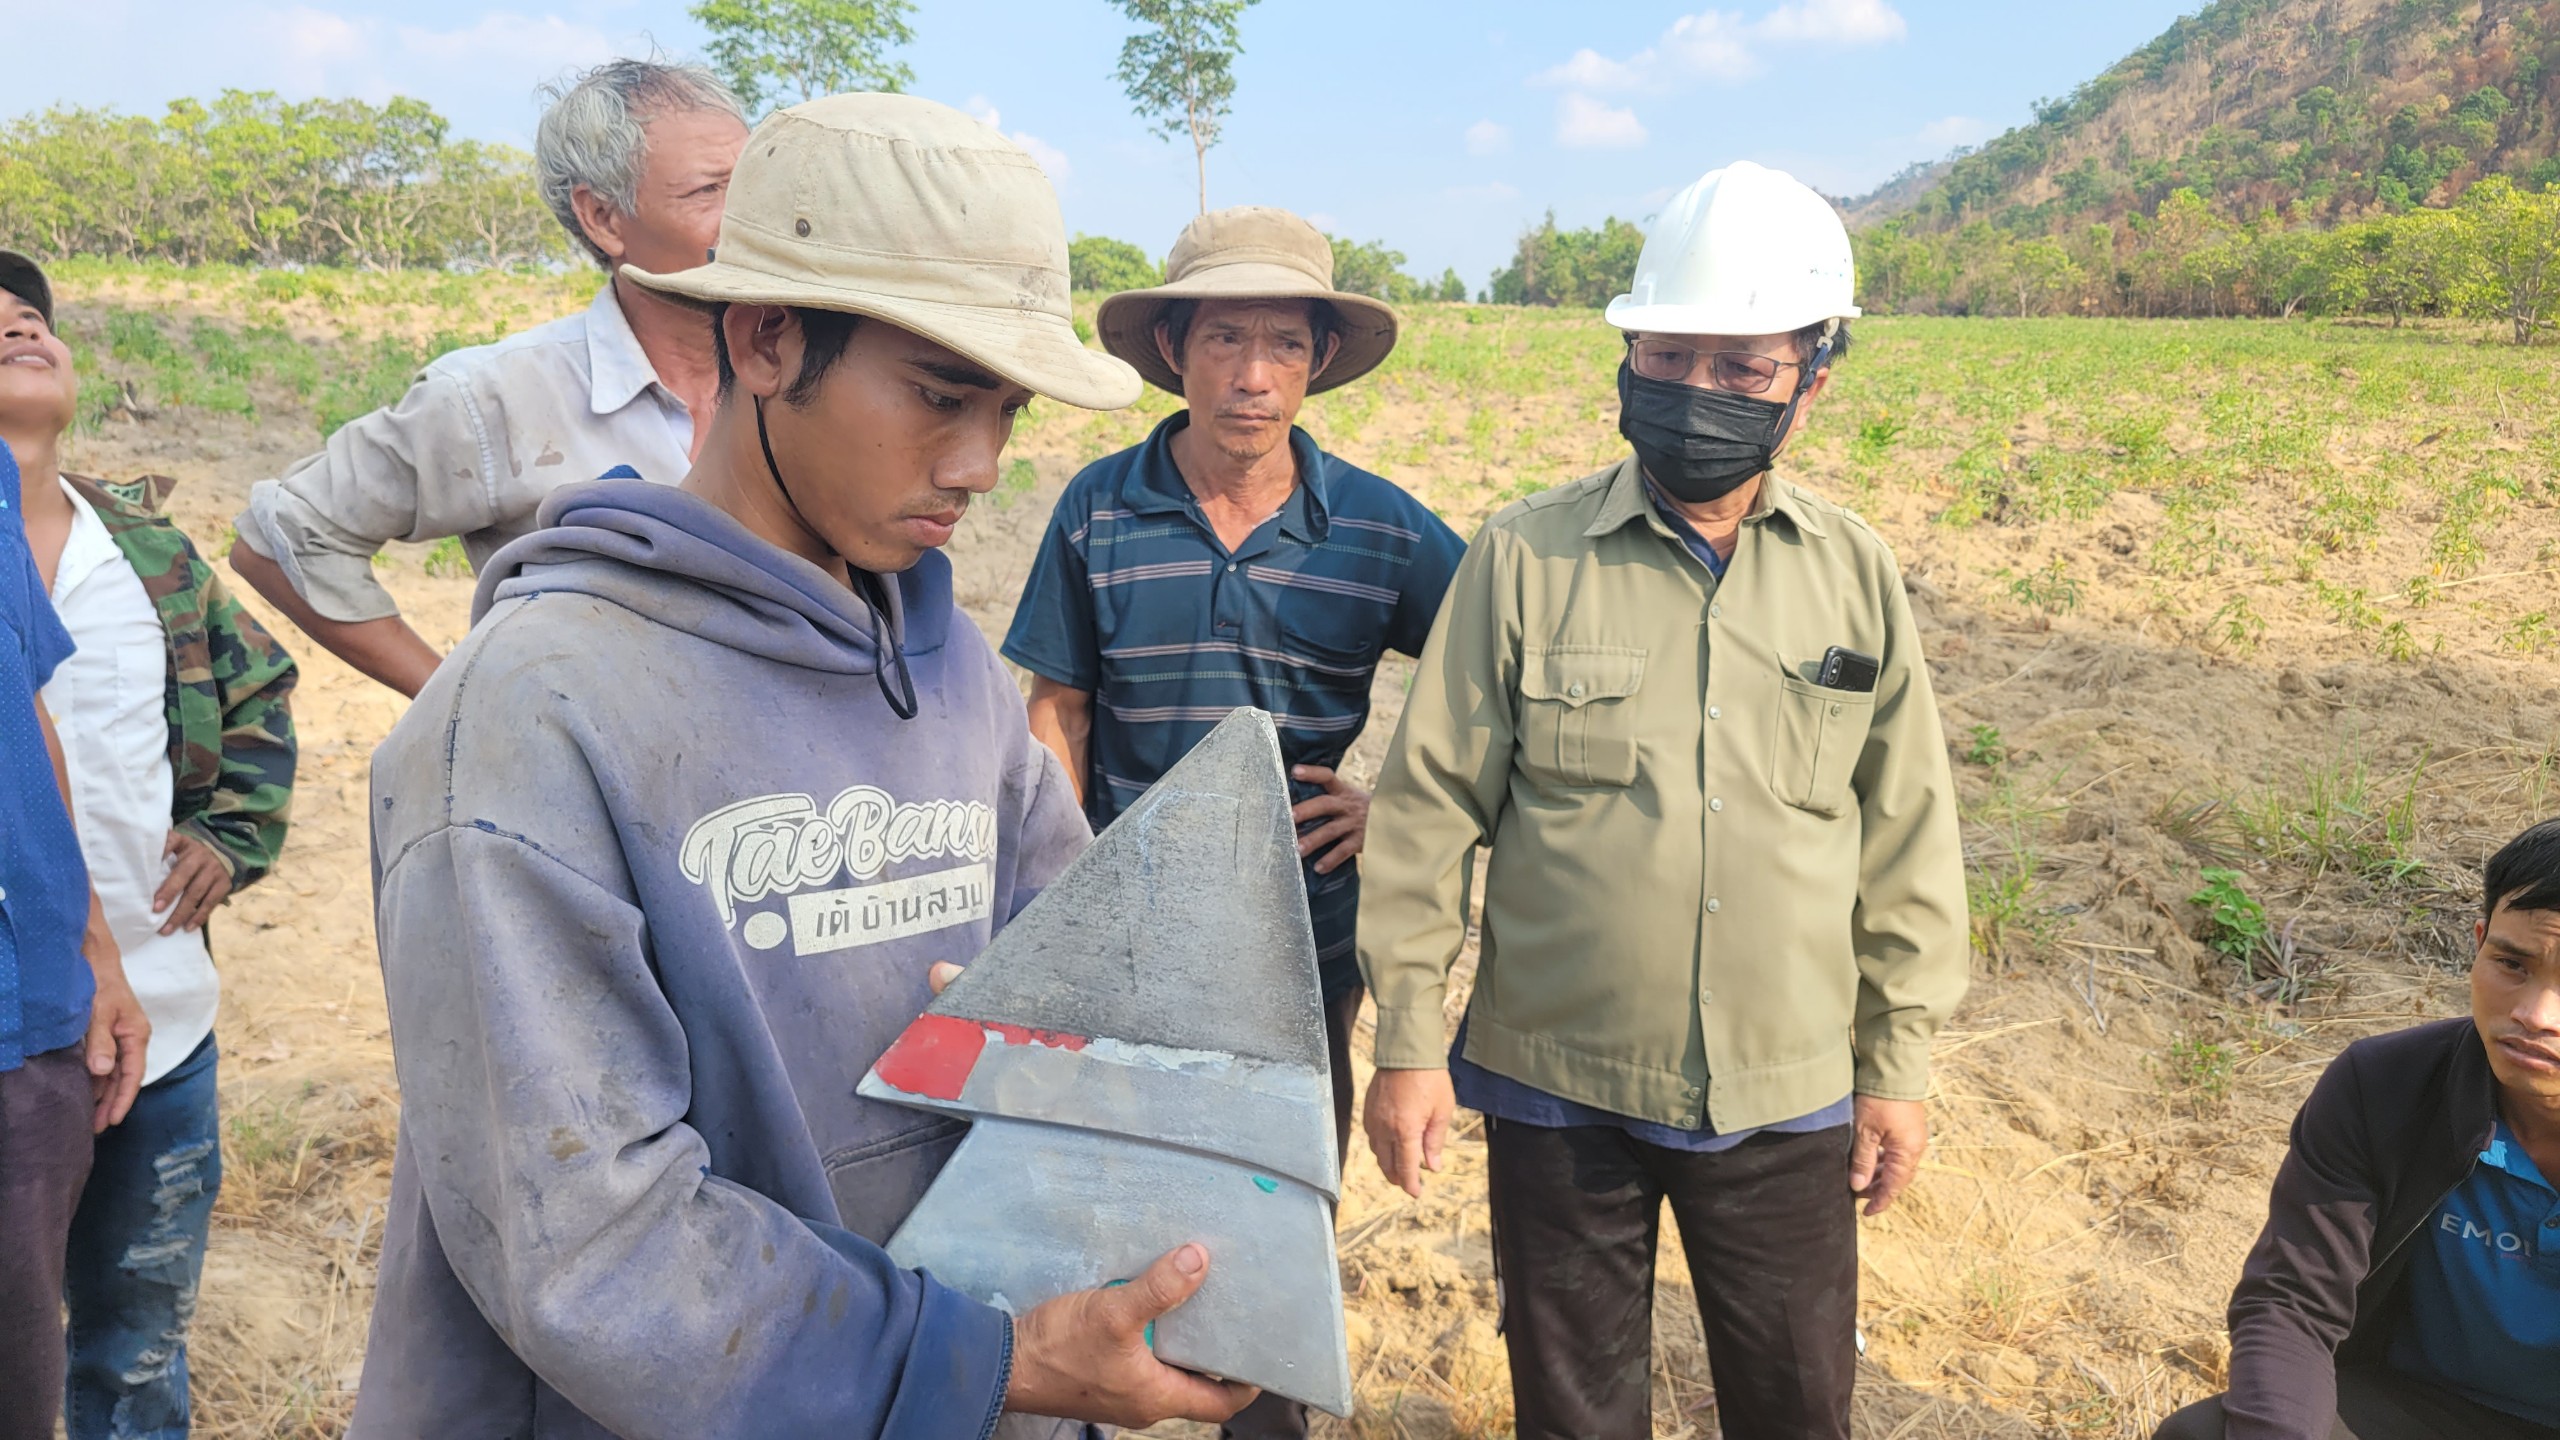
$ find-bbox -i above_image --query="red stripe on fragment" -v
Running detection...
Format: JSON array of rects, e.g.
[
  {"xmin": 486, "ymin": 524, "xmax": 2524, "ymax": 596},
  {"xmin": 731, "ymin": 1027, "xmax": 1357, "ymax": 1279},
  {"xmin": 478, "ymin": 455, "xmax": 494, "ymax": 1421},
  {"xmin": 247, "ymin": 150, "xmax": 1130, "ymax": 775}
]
[
  {"xmin": 984, "ymin": 1022, "xmax": 1088, "ymax": 1052},
  {"xmin": 871, "ymin": 1013, "xmax": 988, "ymax": 1101}
]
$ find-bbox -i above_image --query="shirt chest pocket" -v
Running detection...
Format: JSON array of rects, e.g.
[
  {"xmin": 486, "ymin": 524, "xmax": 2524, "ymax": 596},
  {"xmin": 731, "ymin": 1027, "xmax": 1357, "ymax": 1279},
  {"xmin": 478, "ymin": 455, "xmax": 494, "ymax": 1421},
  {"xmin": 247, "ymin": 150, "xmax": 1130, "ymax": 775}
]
[
  {"xmin": 1278, "ymin": 610, "xmax": 1382, "ymax": 694},
  {"xmin": 1770, "ymin": 675, "xmax": 1873, "ymax": 817},
  {"xmin": 1518, "ymin": 646, "xmax": 1646, "ymax": 788}
]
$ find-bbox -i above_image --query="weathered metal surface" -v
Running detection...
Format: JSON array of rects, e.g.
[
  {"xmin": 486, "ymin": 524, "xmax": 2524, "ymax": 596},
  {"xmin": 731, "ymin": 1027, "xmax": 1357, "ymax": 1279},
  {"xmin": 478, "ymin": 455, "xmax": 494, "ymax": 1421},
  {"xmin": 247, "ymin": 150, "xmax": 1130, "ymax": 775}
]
[
  {"xmin": 860, "ymin": 709, "xmax": 1350, "ymax": 1415},
  {"xmin": 887, "ymin": 1120, "xmax": 1353, "ymax": 1412},
  {"xmin": 864, "ymin": 1014, "xmax": 1336, "ymax": 1193}
]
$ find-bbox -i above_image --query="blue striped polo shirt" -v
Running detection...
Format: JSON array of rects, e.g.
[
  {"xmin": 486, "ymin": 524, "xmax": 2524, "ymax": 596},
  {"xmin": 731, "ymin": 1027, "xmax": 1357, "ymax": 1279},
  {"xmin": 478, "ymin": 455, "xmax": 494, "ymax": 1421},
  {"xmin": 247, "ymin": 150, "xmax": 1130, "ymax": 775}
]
[{"xmin": 1003, "ymin": 412, "xmax": 1465, "ymax": 996}]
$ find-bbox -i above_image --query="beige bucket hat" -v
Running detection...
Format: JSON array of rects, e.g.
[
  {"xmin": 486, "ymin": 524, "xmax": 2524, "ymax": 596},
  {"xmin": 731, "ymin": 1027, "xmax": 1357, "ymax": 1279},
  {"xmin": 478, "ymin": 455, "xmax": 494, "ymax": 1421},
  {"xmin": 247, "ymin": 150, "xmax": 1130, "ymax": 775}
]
[
  {"xmin": 1094, "ymin": 207, "xmax": 1399, "ymax": 397},
  {"xmin": 623, "ymin": 93, "xmax": 1140, "ymax": 411}
]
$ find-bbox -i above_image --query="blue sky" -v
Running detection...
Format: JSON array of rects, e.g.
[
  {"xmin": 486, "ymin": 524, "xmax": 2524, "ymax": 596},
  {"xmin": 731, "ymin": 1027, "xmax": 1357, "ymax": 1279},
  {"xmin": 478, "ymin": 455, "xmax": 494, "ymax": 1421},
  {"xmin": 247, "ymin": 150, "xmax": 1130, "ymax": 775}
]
[{"xmin": 18, "ymin": 0, "xmax": 2203, "ymax": 286}]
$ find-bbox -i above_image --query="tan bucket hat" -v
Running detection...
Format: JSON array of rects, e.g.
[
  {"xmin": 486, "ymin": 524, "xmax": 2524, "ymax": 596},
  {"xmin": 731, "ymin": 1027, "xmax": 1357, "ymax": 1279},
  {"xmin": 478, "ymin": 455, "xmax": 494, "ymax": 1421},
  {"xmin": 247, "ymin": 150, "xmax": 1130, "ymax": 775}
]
[
  {"xmin": 1094, "ymin": 207, "xmax": 1398, "ymax": 397},
  {"xmin": 623, "ymin": 93, "xmax": 1140, "ymax": 411}
]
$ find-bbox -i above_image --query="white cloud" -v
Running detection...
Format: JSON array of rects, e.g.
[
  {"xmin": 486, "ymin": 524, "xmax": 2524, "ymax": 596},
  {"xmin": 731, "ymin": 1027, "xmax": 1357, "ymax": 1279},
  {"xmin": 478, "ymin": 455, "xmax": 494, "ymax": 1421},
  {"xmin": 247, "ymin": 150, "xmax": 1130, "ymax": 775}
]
[
  {"xmin": 1535, "ymin": 47, "xmax": 1652, "ymax": 90},
  {"xmin": 1912, "ymin": 115, "xmax": 1992, "ymax": 153},
  {"xmin": 1756, "ymin": 0, "xmax": 1907, "ymax": 45},
  {"xmin": 1464, "ymin": 119, "xmax": 1510, "ymax": 156},
  {"xmin": 1442, "ymin": 180, "xmax": 1522, "ymax": 202},
  {"xmin": 1556, "ymin": 93, "xmax": 1648, "ymax": 150},
  {"xmin": 1012, "ymin": 132, "xmax": 1071, "ymax": 182},
  {"xmin": 1656, "ymin": 11, "xmax": 1761, "ymax": 81},
  {"xmin": 1306, "ymin": 211, "xmax": 1341, "ymax": 232},
  {"xmin": 1535, "ymin": 1, "xmax": 1904, "ymax": 93},
  {"xmin": 963, "ymin": 95, "xmax": 1071, "ymax": 184},
  {"xmin": 278, "ymin": 6, "xmax": 365, "ymax": 64},
  {"xmin": 396, "ymin": 11, "xmax": 613, "ymax": 69}
]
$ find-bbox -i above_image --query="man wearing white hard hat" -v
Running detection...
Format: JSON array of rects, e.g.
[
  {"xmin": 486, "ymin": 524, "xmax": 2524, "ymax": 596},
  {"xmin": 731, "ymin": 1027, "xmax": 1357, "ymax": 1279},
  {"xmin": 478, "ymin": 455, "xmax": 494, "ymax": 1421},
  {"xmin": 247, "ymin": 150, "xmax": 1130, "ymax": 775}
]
[
  {"xmin": 1356, "ymin": 161, "xmax": 1967, "ymax": 1436},
  {"xmin": 352, "ymin": 94, "xmax": 1255, "ymax": 1437}
]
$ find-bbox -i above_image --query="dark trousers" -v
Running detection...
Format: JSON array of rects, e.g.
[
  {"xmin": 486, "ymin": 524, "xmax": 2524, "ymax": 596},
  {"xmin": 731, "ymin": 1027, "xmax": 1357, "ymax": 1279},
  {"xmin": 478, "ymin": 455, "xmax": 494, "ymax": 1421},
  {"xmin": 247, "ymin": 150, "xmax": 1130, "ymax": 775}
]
[
  {"xmin": 1222, "ymin": 985, "xmax": 1365, "ymax": 1440},
  {"xmin": 0, "ymin": 1043, "xmax": 97, "ymax": 1440},
  {"xmin": 2156, "ymin": 1365, "xmax": 2560, "ymax": 1440},
  {"xmin": 66, "ymin": 1033, "xmax": 222, "ymax": 1440},
  {"xmin": 1488, "ymin": 1119, "xmax": 1857, "ymax": 1440}
]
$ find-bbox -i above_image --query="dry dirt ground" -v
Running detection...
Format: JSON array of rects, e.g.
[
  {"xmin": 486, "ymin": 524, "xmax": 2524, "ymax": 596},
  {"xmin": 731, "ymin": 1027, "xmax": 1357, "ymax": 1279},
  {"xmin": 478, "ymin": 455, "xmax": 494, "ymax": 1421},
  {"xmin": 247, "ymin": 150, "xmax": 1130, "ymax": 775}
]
[{"xmin": 43, "ymin": 274, "xmax": 2560, "ymax": 1439}]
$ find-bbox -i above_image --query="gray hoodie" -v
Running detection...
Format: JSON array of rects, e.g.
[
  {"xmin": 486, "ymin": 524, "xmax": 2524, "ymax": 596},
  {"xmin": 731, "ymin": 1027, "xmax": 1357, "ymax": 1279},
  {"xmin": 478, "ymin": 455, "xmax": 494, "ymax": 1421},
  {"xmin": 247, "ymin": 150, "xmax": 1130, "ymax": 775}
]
[{"xmin": 352, "ymin": 476, "xmax": 1090, "ymax": 1439}]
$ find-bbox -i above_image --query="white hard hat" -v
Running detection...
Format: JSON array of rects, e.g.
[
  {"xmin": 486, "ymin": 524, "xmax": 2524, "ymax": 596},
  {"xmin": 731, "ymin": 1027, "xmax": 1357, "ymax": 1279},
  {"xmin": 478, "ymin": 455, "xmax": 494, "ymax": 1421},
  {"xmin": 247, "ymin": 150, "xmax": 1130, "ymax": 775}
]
[{"xmin": 1604, "ymin": 160, "xmax": 1861, "ymax": 337}]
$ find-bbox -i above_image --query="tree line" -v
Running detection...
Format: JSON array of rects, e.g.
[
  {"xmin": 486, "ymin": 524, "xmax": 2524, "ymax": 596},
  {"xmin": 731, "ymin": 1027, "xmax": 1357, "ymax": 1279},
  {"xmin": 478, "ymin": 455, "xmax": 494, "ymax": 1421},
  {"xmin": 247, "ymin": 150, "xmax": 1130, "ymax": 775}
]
[
  {"xmin": 0, "ymin": 91, "xmax": 566, "ymax": 270},
  {"xmin": 1859, "ymin": 177, "xmax": 2560, "ymax": 342},
  {"xmin": 11, "ymin": 89, "xmax": 2552, "ymax": 345}
]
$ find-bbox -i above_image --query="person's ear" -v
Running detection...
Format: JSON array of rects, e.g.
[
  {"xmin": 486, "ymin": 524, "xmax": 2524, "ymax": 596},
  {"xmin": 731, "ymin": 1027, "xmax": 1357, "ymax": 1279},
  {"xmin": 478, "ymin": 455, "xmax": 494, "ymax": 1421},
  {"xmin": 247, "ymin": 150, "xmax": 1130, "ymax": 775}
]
[
  {"xmin": 723, "ymin": 304, "xmax": 799, "ymax": 400},
  {"xmin": 1308, "ymin": 332, "xmax": 1341, "ymax": 384},
  {"xmin": 569, "ymin": 185, "xmax": 628, "ymax": 264},
  {"xmin": 2477, "ymin": 917, "xmax": 2490, "ymax": 952},
  {"xmin": 1154, "ymin": 320, "xmax": 1185, "ymax": 378}
]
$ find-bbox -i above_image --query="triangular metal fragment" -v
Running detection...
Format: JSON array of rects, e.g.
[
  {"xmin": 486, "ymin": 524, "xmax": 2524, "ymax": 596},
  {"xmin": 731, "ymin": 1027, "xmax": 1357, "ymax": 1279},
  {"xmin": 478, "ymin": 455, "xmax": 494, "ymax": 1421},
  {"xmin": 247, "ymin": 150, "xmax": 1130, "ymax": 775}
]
[{"xmin": 860, "ymin": 709, "xmax": 1350, "ymax": 1415}]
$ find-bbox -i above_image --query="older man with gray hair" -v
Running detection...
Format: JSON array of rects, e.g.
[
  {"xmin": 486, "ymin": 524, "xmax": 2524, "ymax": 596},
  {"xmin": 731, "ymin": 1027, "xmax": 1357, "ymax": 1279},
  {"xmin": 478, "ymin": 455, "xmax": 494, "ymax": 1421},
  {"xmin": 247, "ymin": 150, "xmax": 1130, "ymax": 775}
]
[{"xmin": 229, "ymin": 59, "xmax": 748, "ymax": 697}]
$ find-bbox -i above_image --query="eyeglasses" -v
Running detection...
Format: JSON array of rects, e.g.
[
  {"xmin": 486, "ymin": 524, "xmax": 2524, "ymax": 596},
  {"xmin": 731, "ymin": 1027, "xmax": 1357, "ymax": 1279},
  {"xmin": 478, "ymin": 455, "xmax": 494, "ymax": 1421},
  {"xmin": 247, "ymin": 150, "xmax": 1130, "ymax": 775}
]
[{"xmin": 1627, "ymin": 338, "xmax": 1805, "ymax": 395}]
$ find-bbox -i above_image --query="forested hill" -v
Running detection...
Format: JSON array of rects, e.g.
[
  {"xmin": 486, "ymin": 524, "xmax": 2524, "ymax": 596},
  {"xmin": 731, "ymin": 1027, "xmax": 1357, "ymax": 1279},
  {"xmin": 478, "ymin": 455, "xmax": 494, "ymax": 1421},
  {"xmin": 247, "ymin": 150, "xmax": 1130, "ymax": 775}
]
[{"xmin": 1859, "ymin": 0, "xmax": 2560, "ymax": 233}]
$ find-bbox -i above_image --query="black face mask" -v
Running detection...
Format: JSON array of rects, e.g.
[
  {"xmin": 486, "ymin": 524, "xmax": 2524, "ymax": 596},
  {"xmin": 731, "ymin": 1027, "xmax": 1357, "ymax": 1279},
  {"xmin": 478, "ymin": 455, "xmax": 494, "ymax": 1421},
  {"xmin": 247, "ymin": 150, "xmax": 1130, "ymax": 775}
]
[{"xmin": 1615, "ymin": 347, "xmax": 1825, "ymax": 505}]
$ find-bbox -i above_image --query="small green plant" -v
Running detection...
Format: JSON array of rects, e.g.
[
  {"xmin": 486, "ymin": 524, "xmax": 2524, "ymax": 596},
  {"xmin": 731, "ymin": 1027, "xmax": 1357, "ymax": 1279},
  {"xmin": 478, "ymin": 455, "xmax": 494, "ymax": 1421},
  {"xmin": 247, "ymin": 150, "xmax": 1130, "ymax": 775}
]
[
  {"xmin": 2312, "ymin": 579, "xmax": 2383, "ymax": 633},
  {"xmin": 2225, "ymin": 744, "xmax": 2430, "ymax": 883},
  {"xmin": 1967, "ymin": 833, "xmax": 2052, "ymax": 970},
  {"xmin": 1850, "ymin": 414, "xmax": 1907, "ymax": 464},
  {"xmin": 2371, "ymin": 751, "xmax": 2430, "ymax": 883},
  {"xmin": 2376, "ymin": 620, "xmax": 2421, "ymax": 661},
  {"xmin": 2152, "ymin": 792, "xmax": 2242, "ymax": 865},
  {"xmin": 2005, "ymin": 555, "xmax": 2082, "ymax": 615},
  {"xmin": 1963, "ymin": 723, "xmax": 2009, "ymax": 767},
  {"xmin": 993, "ymin": 457, "xmax": 1040, "ymax": 510},
  {"xmin": 2212, "ymin": 596, "xmax": 2266, "ymax": 653},
  {"xmin": 2504, "ymin": 611, "xmax": 2555, "ymax": 654},
  {"xmin": 2521, "ymin": 740, "xmax": 2559, "ymax": 816},
  {"xmin": 422, "ymin": 536, "xmax": 473, "ymax": 579},
  {"xmin": 2100, "ymin": 411, "xmax": 2169, "ymax": 465},
  {"xmin": 224, "ymin": 1094, "xmax": 310, "ymax": 1176},
  {"xmin": 2164, "ymin": 1034, "xmax": 2235, "ymax": 1104},
  {"xmin": 2191, "ymin": 867, "xmax": 2271, "ymax": 967}
]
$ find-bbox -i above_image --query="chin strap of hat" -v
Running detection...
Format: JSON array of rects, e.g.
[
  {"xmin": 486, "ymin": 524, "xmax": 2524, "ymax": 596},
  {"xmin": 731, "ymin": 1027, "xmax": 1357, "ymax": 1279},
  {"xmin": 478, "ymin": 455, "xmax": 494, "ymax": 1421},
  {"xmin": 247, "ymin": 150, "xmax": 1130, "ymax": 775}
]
[{"xmin": 756, "ymin": 395, "xmax": 919, "ymax": 720}]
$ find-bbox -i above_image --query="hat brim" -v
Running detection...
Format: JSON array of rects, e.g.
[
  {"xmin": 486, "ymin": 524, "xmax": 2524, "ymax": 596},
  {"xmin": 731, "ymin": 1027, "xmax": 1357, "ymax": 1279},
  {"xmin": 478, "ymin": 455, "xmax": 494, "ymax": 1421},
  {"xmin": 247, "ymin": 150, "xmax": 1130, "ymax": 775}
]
[
  {"xmin": 622, "ymin": 260, "xmax": 1142, "ymax": 412},
  {"xmin": 1094, "ymin": 262, "xmax": 1399, "ymax": 397},
  {"xmin": 1602, "ymin": 296, "xmax": 1863, "ymax": 335}
]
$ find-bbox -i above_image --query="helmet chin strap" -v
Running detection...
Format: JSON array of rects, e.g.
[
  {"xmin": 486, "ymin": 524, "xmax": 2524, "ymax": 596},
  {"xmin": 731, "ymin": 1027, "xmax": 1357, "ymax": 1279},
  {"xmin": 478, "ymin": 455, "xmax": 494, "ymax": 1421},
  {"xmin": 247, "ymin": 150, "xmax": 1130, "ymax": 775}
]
[
  {"xmin": 755, "ymin": 394, "xmax": 919, "ymax": 720},
  {"xmin": 1768, "ymin": 320, "xmax": 1838, "ymax": 465}
]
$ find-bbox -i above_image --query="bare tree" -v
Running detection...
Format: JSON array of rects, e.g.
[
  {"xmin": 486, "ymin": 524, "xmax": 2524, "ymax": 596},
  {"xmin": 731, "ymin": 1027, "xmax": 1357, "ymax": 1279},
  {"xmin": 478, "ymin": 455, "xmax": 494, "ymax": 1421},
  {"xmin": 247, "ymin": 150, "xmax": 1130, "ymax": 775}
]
[{"xmin": 1109, "ymin": 0, "xmax": 1255, "ymax": 214}]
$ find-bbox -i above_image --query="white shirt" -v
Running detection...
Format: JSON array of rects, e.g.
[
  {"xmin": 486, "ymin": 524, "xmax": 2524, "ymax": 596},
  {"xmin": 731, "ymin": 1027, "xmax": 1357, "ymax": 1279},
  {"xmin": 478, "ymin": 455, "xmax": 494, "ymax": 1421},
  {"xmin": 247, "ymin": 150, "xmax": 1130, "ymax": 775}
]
[
  {"xmin": 44, "ymin": 481, "xmax": 218, "ymax": 1085},
  {"xmin": 235, "ymin": 282, "xmax": 694, "ymax": 623}
]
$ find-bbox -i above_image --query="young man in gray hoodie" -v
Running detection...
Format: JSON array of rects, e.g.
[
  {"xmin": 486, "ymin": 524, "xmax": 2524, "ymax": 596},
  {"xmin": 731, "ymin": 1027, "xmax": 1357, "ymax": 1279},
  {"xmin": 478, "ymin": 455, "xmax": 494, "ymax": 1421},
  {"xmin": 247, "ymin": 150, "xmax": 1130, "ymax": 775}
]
[{"xmin": 355, "ymin": 94, "xmax": 1259, "ymax": 1438}]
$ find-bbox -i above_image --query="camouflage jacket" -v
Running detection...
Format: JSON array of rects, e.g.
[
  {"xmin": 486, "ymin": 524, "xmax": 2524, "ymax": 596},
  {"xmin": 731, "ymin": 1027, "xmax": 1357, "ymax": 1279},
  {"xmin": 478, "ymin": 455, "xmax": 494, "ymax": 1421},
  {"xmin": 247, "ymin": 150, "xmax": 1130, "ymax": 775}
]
[{"xmin": 65, "ymin": 473, "xmax": 298, "ymax": 891}]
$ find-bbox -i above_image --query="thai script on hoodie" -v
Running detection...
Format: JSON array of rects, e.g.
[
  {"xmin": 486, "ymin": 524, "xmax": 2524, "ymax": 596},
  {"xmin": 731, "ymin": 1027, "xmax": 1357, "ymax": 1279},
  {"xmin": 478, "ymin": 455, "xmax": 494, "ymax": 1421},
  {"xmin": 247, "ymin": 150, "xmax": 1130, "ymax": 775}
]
[{"xmin": 681, "ymin": 785, "xmax": 1001, "ymax": 957}]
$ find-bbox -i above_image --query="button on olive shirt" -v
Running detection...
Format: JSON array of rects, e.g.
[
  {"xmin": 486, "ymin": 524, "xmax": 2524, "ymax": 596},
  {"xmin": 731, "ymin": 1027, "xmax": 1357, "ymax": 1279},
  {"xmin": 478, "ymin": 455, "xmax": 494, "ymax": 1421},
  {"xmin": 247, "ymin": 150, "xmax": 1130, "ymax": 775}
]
[{"xmin": 1358, "ymin": 455, "xmax": 1967, "ymax": 1133}]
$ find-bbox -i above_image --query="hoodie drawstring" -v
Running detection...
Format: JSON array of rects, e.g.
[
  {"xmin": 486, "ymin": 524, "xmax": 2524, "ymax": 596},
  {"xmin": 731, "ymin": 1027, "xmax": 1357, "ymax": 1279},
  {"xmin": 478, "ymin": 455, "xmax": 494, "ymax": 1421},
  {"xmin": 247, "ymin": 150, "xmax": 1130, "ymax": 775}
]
[{"xmin": 756, "ymin": 395, "xmax": 919, "ymax": 720}]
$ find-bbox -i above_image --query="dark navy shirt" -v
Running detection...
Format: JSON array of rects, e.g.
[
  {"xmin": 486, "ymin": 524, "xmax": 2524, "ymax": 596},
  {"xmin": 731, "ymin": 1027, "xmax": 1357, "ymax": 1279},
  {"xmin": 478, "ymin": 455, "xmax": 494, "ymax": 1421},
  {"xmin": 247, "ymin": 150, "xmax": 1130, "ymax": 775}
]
[
  {"xmin": 1004, "ymin": 413, "xmax": 1465, "ymax": 996},
  {"xmin": 1451, "ymin": 1016, "xmax": 1853, "ymax": 1151},
  {"xmin": 2387, "ymin": 1119, "xmax": 2560, "ymax": 1427},
  {"xmin": 0, "ymin": 437, "xmax": 96, "ymax": 1071},
  {"xmin": 1646, "ymin": 473, "xmax": 1730, "ymax": 579}
]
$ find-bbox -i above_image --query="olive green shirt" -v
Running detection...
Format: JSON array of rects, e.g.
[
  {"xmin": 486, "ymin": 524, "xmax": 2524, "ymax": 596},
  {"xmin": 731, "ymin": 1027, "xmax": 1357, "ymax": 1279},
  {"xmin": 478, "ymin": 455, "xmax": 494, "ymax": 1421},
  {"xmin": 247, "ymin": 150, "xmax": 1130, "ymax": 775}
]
[{"xmin": 1358, "ymin": 456, "xmax": 1968, "ymax": 1132}]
